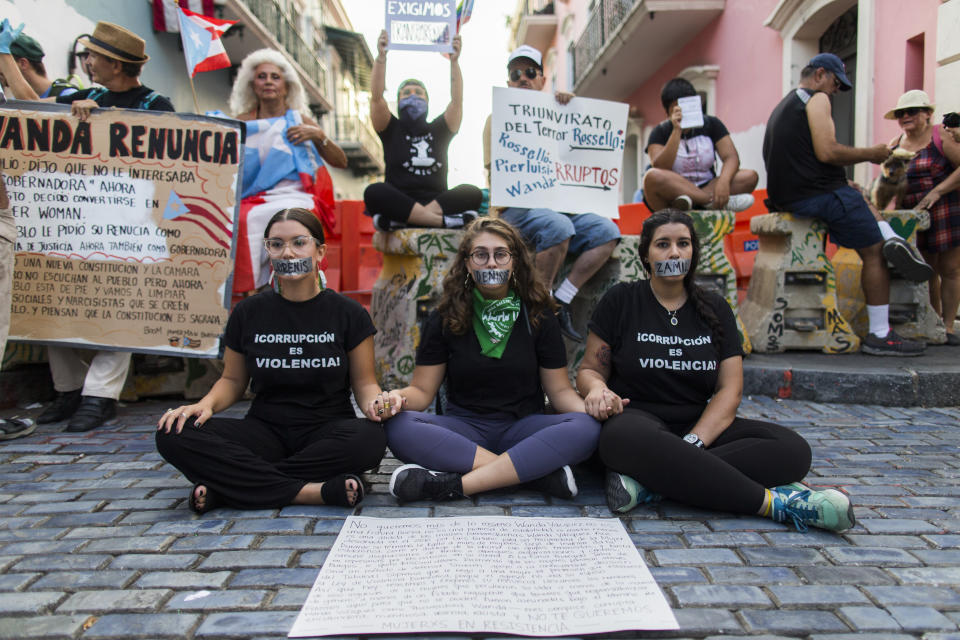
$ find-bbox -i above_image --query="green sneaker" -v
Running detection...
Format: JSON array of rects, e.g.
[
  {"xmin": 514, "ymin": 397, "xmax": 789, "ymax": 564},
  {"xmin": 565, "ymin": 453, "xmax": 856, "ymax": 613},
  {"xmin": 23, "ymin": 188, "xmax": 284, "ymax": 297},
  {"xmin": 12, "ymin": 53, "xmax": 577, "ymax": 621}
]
[
  {"xmin": 605, "ymin": 470, "xmax": 661, "ymax": 514},
  {"xmin": 770, "ymin": 484, "xmax": 855, "ymax": 532}
]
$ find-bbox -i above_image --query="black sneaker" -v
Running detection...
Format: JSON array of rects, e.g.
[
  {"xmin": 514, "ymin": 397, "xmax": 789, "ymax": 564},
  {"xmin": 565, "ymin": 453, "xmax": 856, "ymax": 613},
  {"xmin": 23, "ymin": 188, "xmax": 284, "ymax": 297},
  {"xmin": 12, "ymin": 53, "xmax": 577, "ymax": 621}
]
[
  {"xmin": 0, "ymin": 417, "xmax": 36, "ymax": 441},
  {"xmin": 66, "ymin": 396, "xmax": 117, "ymax": 432},
  {"xmin": 389, "ymin": 464, "xmax": 464, "ymax": 502},
  {"xmin": 556, "ymin": 302, "xmax": 583, "ymax": 342},
  {"xmin": 442, "ymin": 210, "xmax": 478, "ymax": 229},
  {"xmin": 37, "ymin": 389, "xmax": 82, "ymax": 424},
  {"xmin": 861, "ymin": 330, "xmax": 925, "ymax": 357},
  {"xmin": 882, "ymin": 236, "xmax": 933, "ymax": 282},
  {"xmin": 525, "ymin": 465, "xmax": 578, "ymax": 499},
  {"xmin": 372, "ymin": 214, "xmax": 405, "ymax": 232}
]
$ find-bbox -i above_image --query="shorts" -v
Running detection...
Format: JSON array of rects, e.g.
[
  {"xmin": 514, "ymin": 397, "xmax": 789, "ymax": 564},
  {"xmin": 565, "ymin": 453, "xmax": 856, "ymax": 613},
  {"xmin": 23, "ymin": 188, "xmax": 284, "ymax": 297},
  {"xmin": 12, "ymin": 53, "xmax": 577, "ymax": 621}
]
[
  {"xmin": 787, "ymin": 185, "xmax": 882, "ymax": 249},
  {"xmin": 499, "ymin": 207, "xmax": 621, "ymax": 255}
]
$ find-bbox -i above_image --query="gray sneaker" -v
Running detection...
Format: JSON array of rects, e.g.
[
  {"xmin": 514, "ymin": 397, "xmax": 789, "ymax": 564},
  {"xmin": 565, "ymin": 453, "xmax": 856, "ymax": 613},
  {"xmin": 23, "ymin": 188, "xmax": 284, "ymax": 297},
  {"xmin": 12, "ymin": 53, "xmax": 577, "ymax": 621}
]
[{"xmin": 882, "ymin": 236, "xmax": 933, "ymax": 282}]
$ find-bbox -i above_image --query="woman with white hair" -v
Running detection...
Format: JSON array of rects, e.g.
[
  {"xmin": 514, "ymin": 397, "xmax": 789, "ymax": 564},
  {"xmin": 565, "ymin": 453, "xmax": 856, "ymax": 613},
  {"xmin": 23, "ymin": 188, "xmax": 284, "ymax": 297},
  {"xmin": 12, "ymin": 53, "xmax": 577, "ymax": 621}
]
[{"xmin": 227, "ymin": 49, "xmax": 348, "ymax": 299}]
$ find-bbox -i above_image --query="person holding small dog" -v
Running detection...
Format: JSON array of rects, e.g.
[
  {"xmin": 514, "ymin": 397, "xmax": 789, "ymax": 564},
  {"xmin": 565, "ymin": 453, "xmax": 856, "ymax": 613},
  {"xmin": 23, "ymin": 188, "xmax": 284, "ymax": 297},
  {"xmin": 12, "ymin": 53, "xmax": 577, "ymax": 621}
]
[{"xmin": 886, "ymin": 92, "xmax": 960, "ymax": 345}]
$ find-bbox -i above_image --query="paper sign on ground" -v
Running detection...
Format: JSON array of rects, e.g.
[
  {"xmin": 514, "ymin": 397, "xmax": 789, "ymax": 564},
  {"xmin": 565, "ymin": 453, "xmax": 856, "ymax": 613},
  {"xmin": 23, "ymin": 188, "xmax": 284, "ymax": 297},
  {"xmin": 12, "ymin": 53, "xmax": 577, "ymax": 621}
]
[
  {"xmin": 385, "ymin": 0, "xmax": 456, "ymax": 53},
  {"xmin": 289, "ymin": 516, "xmax": 678, "ymax": 637},
  {"xmin": 489, "ymin": 87, "xmax": 627, "ymax": 217},
  {"xmin": 678, "ymin": 95, "xmax": 704, "ymax": 129},
  {"xmin": 0, "ymin": 102, "xmax": 242, "ymax": 357}
]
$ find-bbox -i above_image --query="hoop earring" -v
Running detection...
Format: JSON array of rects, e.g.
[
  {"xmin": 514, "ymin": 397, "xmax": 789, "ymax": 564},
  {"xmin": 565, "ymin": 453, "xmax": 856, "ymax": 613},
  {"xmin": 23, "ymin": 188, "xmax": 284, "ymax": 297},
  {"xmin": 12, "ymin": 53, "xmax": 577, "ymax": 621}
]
[
  {"xmin": 464, "ymin": 273, "xmax": 472, "ymax": 289},
  {"xmin": 270, "ymin": 271, "xmax": 282, "ymax": 294}
]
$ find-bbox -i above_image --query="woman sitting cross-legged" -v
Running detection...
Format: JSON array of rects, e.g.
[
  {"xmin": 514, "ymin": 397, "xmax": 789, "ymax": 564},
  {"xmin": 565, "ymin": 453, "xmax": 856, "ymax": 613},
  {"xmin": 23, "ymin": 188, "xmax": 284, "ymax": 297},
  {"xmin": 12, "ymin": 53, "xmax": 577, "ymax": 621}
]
[
  {"xmin": 378, "ymin": 218, "xmax": 601, "ymax": 502},
  {"xmin": 576, "ymin": 209, "xmax": 855, "ymax": 533},
  {"xmin": 156, "ymin": 208, "xmax": 387, "ymax": 513}
]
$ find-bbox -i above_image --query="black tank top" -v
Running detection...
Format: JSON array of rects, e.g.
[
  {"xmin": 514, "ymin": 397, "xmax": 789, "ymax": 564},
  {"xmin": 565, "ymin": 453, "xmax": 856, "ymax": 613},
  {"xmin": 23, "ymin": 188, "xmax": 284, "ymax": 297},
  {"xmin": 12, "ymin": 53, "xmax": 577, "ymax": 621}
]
[{"xmin": 763, "ymin": 88, "xmax": 847, "ymax": 207}]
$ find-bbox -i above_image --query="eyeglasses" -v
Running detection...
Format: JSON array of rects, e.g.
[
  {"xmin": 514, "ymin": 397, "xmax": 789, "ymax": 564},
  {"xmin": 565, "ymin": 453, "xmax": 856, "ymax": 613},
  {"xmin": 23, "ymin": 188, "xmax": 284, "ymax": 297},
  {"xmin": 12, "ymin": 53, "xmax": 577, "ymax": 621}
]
[
  {"xmin": 894, "ymin": 107, "xmax": 925, "ymax": 118},
  {"xmin": 264, "ymin": 235, "xmax": 320, "ymax": 256},
  {"xmin": 509, "ymin": 67, "xmax": 540, "ymax": 82},
  {"xmin": 469, "ymin": 249, "xmax": 512, "ymax": 266}
]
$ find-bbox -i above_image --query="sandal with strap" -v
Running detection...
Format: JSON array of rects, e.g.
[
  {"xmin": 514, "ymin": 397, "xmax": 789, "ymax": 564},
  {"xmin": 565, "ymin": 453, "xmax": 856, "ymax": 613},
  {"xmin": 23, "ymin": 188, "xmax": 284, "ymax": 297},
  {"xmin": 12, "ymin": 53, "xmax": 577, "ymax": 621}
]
[
  {"xmin": 0, "ymin": 418, "xmax": 36, "ymax": 441},
  {"xmin": 320, "ymin": 474, "xmax": 364, "ymax": 507},
  {"xmin": 187, "ymin": 484, "xmax": 219, "ymax": 515}
]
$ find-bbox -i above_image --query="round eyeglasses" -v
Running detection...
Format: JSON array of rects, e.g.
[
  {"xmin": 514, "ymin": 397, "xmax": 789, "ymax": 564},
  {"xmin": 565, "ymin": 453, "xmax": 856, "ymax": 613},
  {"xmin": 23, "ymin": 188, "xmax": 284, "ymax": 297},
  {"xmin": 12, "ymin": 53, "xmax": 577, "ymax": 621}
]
[
  {"xmin": 264, "ymin": 235, "xmax": 320, "ymax": 256},
  {"xmin": 469, "ymin": 249, "xmax": 512, "ymax": 266}
]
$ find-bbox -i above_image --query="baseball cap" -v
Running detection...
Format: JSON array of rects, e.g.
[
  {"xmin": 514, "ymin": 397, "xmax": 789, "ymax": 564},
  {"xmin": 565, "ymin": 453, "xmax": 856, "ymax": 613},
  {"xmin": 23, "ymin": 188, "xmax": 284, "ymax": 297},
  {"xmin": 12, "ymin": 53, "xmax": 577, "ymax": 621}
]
[
  {"xmin": 508, "ymin": 45, "xmax": 542, "ymax": 69},
  {"xmin": 807, "ymin": 53, "xmax": 852, "ymax": 91},
  {"xmin": 10, "ymin": 34, "xmax": 44, "ymax": 62}
]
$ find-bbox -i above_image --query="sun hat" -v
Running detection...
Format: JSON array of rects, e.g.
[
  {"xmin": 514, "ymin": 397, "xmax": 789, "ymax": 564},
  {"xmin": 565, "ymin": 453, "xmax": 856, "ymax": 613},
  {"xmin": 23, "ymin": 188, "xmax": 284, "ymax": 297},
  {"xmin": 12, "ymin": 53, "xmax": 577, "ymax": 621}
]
[
  {"xmin": 884, "ymin": 89, "xmax": 935, "ymax": 120},
  {"xmin": 807, "ymin": 53, "xmax": 852, "ymax": 91},
  {"xmin": 508, "ymin": 45, "xmax": 542, "ymax": 70},
  {"xmin": 78, "ymin": 21, "xmax": 148, "ymax": 64}
]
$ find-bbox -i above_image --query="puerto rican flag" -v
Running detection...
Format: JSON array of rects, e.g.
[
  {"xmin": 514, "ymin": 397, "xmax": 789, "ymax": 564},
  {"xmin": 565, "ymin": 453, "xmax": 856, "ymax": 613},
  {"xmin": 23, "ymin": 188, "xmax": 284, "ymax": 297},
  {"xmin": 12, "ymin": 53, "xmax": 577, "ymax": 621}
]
[
  {"xmin": 162, "ymin": 191, "xmax": 233, "ymax": 250},
  {"xmin": 177, "ymin": 5, "xmax": 237, "ymax": 77},
  {"xmin": 153, "ymin": 0, "xmax": 215, "ymax": 33}
]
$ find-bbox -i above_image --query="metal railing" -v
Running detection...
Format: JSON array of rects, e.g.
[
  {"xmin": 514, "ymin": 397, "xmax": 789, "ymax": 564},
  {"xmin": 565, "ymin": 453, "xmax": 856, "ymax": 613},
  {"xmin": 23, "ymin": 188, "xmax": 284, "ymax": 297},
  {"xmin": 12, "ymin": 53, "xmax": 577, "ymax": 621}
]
[
  {"xmin": 333, "ymin": 115, "xmax": 384, "ymax": 167},
  {"xmin": 573, "ymin": 0, "xmax": 637, "ymax": 86},
  {"xmin": 242, "ymin": 0, "xmax": 328, "ymax": 92},
  {"xmin": 519, "ymin": 0, "xmax": 555, "ymax": 15}
]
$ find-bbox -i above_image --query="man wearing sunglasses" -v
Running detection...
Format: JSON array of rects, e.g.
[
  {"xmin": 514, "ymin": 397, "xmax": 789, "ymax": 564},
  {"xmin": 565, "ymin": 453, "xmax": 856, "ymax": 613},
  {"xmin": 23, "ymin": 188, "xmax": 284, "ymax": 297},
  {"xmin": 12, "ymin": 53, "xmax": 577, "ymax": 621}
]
[
  {"xmin": 482, "ymin": 46, "xmax": 621, "ymax": 342},
  {"xmin": 763, "ymin": 52, "xmax": 931, "ymax": 357}
]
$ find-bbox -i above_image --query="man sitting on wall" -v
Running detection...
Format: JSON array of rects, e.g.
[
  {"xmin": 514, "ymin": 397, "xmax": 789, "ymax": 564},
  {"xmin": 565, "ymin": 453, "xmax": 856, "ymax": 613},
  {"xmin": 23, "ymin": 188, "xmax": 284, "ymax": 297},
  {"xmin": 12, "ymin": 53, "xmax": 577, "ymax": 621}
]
[{"xmin": 642, "ymin": 77, "xmax": 758, "ymax": 213}]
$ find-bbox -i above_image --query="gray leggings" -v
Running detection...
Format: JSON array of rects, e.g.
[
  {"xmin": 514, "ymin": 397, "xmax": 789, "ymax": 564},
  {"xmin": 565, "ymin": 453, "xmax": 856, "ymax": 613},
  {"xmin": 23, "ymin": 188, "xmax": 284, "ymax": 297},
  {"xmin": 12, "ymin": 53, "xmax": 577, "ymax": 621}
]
[{"xmin": 385, "ymin": 405, "xmax": 601, "ymax": 482}]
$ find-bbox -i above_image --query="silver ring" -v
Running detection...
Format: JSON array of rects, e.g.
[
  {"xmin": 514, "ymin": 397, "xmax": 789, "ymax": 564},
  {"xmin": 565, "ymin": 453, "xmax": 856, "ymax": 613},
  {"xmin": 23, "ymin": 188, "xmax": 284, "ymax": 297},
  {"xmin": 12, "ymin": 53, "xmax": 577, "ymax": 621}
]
[{"xmin": 166, "ymin": 408, "xmax": 175, "ymax": 413}]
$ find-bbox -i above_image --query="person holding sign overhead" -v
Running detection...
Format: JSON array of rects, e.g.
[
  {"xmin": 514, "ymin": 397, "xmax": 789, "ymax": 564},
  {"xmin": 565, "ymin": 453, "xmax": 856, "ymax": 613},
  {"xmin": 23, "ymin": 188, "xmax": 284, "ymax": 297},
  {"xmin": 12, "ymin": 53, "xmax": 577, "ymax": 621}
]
[
  {"xmin": 363, "ymin": 29, "xmax": 482, "ymax": 232},
  {"xmin": 377, "ymin": 218, "xmax": 600, "ymax": 503},
  {"xmin": 482, "ymin": 46, "xmax": 621, "ymax": 342},
  {"xmin": 642, "ymin": 78, "xmax": 758, "ymax": 213},
  {"xmin": 576, "ymin": 209, "xmax": 855, "ymax": 533},
  {"xmin": 31, "ymin": 21, "xmax": 175, "ymax": 433},
  {"xmin": 156, "ymin": 208, "xmax": 391, "ymax": 513}
]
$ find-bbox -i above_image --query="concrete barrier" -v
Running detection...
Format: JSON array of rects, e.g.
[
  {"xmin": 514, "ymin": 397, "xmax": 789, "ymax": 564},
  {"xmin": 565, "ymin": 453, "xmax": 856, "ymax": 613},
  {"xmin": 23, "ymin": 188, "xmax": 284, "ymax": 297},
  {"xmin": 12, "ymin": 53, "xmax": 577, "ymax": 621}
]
[{"xmin": 740, "ymin": 213, "xmax": 858, "ymax": 354}]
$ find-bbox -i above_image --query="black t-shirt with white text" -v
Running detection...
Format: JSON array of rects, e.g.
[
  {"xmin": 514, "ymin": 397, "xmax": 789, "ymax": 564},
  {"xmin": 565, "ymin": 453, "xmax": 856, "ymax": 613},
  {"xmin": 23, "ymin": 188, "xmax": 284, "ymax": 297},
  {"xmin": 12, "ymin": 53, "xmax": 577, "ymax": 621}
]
[
  {"xmin": 416, "ymin": 308, "xmax": 566, "ymax": 418},
  {"xmin": 57, "ymin": 85, "xmax": 175, "ymax": 112},
  {"xmin": 379, "ymin": 114, "xmax": 452, "ymax": 203},
  {"xmin": 224, "ymin": 289, "xmax": 376, "ymax": 426},
  {"xmin": 589, "ymin": 281, "xmax": 742, "ymax": 426}
]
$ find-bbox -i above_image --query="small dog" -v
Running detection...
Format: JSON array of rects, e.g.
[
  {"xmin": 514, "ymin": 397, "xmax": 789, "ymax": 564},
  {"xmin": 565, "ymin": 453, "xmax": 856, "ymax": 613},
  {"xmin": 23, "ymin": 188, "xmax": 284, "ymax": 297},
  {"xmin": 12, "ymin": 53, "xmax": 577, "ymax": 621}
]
[{"xmin": 870, "ymin": 148, "xmax": 916, "ymax": 209}]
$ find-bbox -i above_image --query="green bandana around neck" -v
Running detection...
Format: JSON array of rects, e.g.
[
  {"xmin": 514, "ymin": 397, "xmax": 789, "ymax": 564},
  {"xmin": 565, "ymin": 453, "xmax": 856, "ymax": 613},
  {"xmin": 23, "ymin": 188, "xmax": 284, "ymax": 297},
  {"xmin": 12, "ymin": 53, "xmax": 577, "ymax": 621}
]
[{"xmin": 472, "ymin": 288, "xmax": 521, "ymax": 359}]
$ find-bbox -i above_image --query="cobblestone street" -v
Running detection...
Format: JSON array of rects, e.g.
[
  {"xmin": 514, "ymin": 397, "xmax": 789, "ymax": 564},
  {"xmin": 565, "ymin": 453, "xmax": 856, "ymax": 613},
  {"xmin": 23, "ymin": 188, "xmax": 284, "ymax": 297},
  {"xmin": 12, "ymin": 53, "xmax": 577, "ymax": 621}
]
[{"xmin": 1, "ymin": 397, "xmax": 960, "ymax": 639}]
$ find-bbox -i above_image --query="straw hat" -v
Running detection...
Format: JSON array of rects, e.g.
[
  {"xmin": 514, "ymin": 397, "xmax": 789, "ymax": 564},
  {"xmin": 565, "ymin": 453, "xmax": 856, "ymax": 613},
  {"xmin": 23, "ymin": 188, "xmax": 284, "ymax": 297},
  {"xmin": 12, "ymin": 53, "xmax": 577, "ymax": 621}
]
[
  {"xmin": 884, "ymin": 90, "xmax": 934, "ymax": 120},
  {"xmin": 78, "ymin": 22, "xmax": 149, "ymax": 64}
]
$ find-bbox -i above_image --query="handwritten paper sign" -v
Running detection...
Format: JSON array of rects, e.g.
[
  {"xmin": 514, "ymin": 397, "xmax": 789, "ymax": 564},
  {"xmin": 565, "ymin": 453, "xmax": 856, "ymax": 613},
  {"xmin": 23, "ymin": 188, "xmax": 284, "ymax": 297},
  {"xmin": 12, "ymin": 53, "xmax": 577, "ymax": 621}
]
[
  {"xmin": 490, "ymin": 87, "xmax": 628, "ymax": 217},
  {"xmin": 289, "ymin": 516, "xmax": 678, "ymax": 637},
  {"xmin": 678, "ymin": 95, "xmax": 704, "ymax": 129},
  {"xmin": 385, "ymin": 0, "xmax": 456, "ymax": 53},
  {"xmin": 0, "ymin": 102, "xmax": 242, "ymax": 358}
]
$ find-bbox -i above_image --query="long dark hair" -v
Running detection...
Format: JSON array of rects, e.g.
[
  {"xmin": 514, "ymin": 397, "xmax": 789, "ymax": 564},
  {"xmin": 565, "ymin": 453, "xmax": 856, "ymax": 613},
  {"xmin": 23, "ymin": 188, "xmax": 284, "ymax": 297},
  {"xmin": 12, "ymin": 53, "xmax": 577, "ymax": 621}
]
[
  {"xmin": 438, "ymin": 218, "xmax": 555, "ymax": 335},
  {"xmin": 264, "ymin": 208, "xmax": 325, "ymax": 244},
  {"xmin": 639, "ymin": 209, "xmax": 723, "ymax": 342}
]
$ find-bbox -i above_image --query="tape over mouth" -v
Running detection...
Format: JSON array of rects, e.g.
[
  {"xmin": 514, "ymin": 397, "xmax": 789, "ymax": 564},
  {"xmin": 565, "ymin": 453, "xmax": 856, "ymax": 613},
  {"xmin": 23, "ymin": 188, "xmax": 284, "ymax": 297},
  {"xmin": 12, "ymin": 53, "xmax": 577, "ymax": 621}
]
[
  {"xmin": 272, "ymin": 257, "xmax": 314, "ymax": 276},
  {"xmin": 472, "ymin": 269, "xmax": 510, "ymax": 285},
  {"xmin": 654, "ymin": 259, "xmax": 691, "ymax": 276}
]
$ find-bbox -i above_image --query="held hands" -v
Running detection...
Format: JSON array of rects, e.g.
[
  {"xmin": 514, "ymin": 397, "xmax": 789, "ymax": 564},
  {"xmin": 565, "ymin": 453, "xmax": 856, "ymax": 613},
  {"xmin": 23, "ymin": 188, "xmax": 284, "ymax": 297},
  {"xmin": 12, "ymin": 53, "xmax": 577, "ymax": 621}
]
[
  {"xmin": 669, "ymin": 104, "xmax": 684, "ymax": 132},
  {"xmin": 157, "ymin": 403, "xmax": 213, "ymax": 434},
  {"xmin": 70, "ymin": 99, "xmax": 99, "ymax": 123},
  {"xmin": 286, "ymin": 124, "xmax": 324, "ymax": 146},
  {"xmin": 366, "ymin": 390, "xmax": 406, "ymax": 423},
  {"xmin": 583, "ymin": 386, "xmax": 629, "ymax": 421},
  {"xmin": 555, "ymin": 91, "xmax": 574, "ymax": 105},
  {"xmin": 0, "ymin": 20, "xmax": 24, "ymax": 55}
]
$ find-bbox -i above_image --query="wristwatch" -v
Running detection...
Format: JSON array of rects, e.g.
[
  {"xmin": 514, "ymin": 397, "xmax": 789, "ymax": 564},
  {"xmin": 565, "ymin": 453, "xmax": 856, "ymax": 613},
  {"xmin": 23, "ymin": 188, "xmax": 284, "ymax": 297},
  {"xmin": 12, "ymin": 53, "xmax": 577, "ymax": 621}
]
[{"xmin": 683, "ymin": 433, "xmax": 705, "ymax": 448}]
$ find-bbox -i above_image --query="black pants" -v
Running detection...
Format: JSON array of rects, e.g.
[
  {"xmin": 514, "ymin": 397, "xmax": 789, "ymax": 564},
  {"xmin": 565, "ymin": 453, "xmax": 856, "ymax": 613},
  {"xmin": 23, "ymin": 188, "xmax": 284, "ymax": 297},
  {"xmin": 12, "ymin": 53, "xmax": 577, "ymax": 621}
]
[
  {"xmin": 156, "ymin": 415, "xmax": 386, "ymax": 509},
  {"xmin": 598, "ymin": 408, "xmax": 811, "ymax": 514},
  {"xmin": 363, "ymin": 182, "xmax": 482, "ymax": 223}
]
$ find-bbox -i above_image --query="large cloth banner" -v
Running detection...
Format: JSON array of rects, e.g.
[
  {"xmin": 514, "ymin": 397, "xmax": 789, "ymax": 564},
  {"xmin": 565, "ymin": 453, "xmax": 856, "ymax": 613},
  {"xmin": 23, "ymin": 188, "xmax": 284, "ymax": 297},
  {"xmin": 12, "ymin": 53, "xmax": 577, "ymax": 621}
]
[
  {"xmin": 289, "ymin": 516, "xmax": 678, "ymax": 637},
  {"xmin": 0, "ymin": 102, "xmax": 242, "ymax": 358},
  {"xmin": 385, "ymin": 0, "xmax": 456, "ymax": 53},
  {"xmin": 490, "ymin": 87, "xmax": 628, "ymax": 217}
]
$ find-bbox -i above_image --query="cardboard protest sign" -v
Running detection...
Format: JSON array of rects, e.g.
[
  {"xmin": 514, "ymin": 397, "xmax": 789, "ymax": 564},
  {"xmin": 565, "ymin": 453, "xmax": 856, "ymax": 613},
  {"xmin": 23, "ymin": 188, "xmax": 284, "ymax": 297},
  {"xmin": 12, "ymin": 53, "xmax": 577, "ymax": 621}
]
[
  {"xmin": 385, "ymin": 0, "xmax": 456, "ymax": 53},
  {"xmin": 489, "ymin": 87, "xmax": 628, "ymax": 217},
  {"xmin": 289, "ymin": 516, "xmax": 678, "ymax": 637},
  {"xmin": 0, "ymin": 102, "xmax": 242, "ymax": 358}
]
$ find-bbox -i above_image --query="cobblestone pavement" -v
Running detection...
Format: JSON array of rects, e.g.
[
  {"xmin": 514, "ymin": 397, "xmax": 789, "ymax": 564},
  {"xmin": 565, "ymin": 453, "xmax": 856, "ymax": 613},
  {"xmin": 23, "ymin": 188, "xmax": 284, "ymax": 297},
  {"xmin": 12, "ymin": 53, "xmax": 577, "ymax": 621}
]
[{"xmin": 1, "ymin": 397, "xmax": 960, "ymax": 639}]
